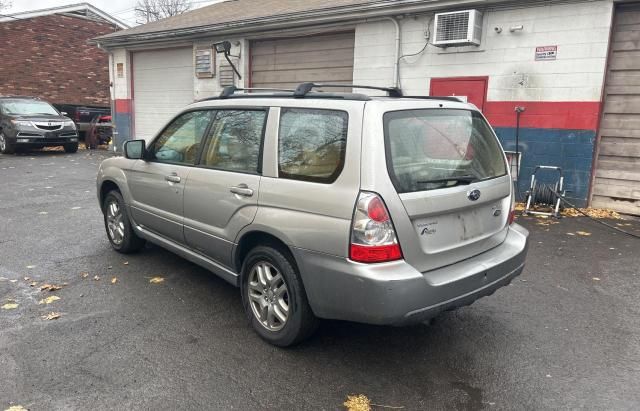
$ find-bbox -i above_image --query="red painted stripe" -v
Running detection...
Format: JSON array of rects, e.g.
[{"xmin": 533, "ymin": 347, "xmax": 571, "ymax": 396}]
[
  {"xmin": 484, "ymin": 101, "xmax": 600, "ymax": 130},
  {"xmin": 114, "ymin": 99, "xmax": 131, "ymax": 113}
]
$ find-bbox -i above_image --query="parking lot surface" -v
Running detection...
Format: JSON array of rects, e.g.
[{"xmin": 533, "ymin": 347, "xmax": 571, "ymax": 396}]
[{"xmin": 1, "ymin": 150, "xmax": 640, "ymax": 410}]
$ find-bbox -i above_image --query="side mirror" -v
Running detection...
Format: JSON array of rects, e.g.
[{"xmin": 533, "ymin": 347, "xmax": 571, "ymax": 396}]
[{"xmin": 124, "ymin": 139, "xmax": 146, "ymax": 160}]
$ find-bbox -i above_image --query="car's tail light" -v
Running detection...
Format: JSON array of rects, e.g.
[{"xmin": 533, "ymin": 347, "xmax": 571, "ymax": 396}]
[{"xmin": 350, "ymin": 192, "xmax": 402, "ymax": 263}]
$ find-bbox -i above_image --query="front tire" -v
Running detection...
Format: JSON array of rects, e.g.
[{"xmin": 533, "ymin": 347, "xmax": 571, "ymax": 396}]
[
  {"xmin": 64, "ymin": 142, "xmax": 79, "ymax": 153},
  {"xmin": 0, "ymin": 133, "xmax": 15, "ymax": 154},
  {"xmin": 241, "ymin": 245, "xmax": 318, "ymax": 347},
  {"xmin": 103, "ymin": 190, "xmax": 145, "ymax": 253}
]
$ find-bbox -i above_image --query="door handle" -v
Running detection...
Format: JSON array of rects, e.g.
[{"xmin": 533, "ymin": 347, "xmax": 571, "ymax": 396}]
[
  {"xmin": 230, "ymin": 184, "xmax": 254, "ymax": 197},
  {"xmin": 165, "ymin": 173, "xmax": 181, "ymax": 183}
]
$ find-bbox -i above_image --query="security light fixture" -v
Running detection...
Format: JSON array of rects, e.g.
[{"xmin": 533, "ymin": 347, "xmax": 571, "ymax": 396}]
[
  {"xmin": 213, "ymin": 40, "xmax": 242, "ymax": 80},
  {"xmin": 213, "ymin": 41, "xmax": 231, "ymax": 54}
]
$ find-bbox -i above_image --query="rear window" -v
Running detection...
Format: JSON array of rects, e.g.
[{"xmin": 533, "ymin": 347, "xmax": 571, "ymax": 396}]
[{"xmin": 384, "ymin": 109, "xmax": 507, "ymax": 193}]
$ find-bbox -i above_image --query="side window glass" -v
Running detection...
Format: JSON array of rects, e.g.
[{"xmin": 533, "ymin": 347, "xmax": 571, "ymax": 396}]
[
  {"xmin": 149, "ymin": 111, "xmax": 212, "ymax": 165},
  {"xmin": 201, "ymin": 110, "xmax": 267, "ymax": 173},
  {"xmin": 278, "ymin": 108, "xmax": 348, "ymax": 183}
]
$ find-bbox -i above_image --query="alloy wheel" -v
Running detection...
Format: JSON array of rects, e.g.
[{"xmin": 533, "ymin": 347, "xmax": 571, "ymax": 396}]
[
  {"xmin": 0, "ymin": 134, "xmax": 6, "ymax": 152},
  {"xmin": 247, "ymin": 261, "xmax": 289, "ymax": 331},
  {"xmin": 106, "ymin": 199, "xmax": 125, "ymax": 245}
]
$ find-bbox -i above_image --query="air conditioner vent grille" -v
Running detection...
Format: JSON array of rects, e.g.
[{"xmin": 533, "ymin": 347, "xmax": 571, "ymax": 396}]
[
  {"xmin": 433, "ymin": 10, "xmax": 483, "ymax": 47},
  {"xmin": 436, "ymin": 12, "xmax": 471, "ymax": 42}
]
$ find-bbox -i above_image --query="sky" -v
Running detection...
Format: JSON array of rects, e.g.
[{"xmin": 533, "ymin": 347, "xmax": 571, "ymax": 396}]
[{"xmin": 3, "ymin": 0, "xmax": 220, "ymax": 27}]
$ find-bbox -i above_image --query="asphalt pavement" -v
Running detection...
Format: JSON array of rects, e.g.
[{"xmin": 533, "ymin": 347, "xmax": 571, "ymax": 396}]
[{"xmin": 1, "ymin": 149, "xmax": 639, "ymax": 410}]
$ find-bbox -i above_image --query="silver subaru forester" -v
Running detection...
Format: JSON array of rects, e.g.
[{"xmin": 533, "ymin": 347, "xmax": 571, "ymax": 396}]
[{"xmin": 97, "ymin": 84, "xmax": 529, "ymax": 346}]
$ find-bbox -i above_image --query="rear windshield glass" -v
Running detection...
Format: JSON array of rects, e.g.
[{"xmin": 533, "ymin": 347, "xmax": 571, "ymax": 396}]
[
  {"xmin": 1, "ymin": 100, "xmax": 59, "ymax": 116},
  {"xmin": 384, "ymin": 109, "xmax": 507, "ymax": 193}
]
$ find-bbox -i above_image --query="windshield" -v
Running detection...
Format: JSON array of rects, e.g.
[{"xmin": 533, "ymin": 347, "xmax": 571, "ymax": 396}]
[
  {"xmin": 1, "ymin": 100, "xmax": 59, "ymax": 116},
  {"xmin": 384, "ymin": 109, "xmax": 508, "ymax": 193}
]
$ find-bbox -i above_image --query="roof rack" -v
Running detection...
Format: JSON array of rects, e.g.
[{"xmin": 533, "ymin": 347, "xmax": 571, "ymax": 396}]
[
  {"xmin": 218, "ymin": 86, "xmax": 295, "ymax": 98},
  {"xmin": 203, "ymin": 83, "xmax": 467, "ymax": 104},
  {"xmin": 293, "ymin": 82, "xmax": 403, "ymax": 98}
]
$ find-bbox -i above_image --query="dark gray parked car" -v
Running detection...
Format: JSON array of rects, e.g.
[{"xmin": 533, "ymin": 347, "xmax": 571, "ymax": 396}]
[{"xmin": 0, "ymin": 96, "xmax": 80, "ymax": 154}]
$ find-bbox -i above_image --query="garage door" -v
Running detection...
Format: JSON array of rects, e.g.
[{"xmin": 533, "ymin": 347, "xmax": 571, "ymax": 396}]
[
  {"xmin": 592, "ymin": 4, "xmax": 640, "ymax": 215},
  {"xmin": 250, "ymin": 32, "xmax": 355, "ymax": 91},
  {"xmin": 133, "ymin": 47, "xmax": 194, "ymax": 140}
]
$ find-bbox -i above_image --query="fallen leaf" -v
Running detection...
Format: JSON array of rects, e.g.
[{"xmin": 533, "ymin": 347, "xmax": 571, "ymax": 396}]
[
  {"xmin": 29, "ymin": 281, "xmax": 38, "ymax": 287},
  {"xmin": 23, "ymin": 277, "xmax": 30, "ymax": 281},
  {"xmin": 26, "ymin": 265, "xmax": 36, "ymax": 269},
  {"xmin": 107, "ymin": 266, "xmax": 113, "ymax": 270},
  {"xmin": 1, "ymin": 303, "xmax": 18, "ymax": 310},
  {"xmin": 123, "ymin": 261, "xmax": 129, "ymax": 265},
  {"xmin": 93, "ymin": 275, "xmax": 100, "ymax": 281},
  {"xmin": 576, "ymin": 231, "xmax": 592, "ymax": 236},
  {"xmin": 593, "ymin": 277, "xmax": 601, "ymax": 281},
  {"xmin": 9, "ymin": 279, "xmax": 17, "ymax": 283},
  {"xmin": 344, "ymin": 395, "xmax": 371, "ymax": 411},
  {"xmin": 80, "ymin": 272, "xmax": 89, "ymax": 278},
  {"xmin": 39, "ymin": 284, "xmax": 62, "ymax": 292},
  {"xmin": 39, "ymin": 295, "xmax": 60, "ymax": 305},
  {"xmin": 42, "ymin": 312, "xmax": 61, "ymax": 320},
  {"xmin": 149, "ymin": 276, "xmax": 164, "ymax": 284},
  {"xmin": 566, "ymin": 233, "xmax": 575, "ymax": 236},
  {"xmin": 111, "ymin": 277, "xmax": 118, "ymax": 284},
  {"xmin": 5, "ymin": 406, "xmax": 29, "ymax": 411}
]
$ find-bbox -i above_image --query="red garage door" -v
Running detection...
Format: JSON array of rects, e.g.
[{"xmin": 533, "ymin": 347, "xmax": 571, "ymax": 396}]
[{"xmin": 430, "ymin": 77, "xmax": 488, "ymax": 111}]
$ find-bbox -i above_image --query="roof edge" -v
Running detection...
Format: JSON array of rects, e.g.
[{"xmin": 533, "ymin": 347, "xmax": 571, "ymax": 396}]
[
  {"xmin": 92, "ymin": 0, "xmax": 510, "ymax": 47},
  {"xmin": 0, "ymin": 2, "xmax": 130, "ymax": 29}
]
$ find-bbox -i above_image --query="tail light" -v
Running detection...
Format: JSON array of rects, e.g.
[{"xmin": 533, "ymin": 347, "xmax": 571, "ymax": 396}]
[{"xmin": 350, "ymin": 192, "xmax": 402, "ymax": 263}]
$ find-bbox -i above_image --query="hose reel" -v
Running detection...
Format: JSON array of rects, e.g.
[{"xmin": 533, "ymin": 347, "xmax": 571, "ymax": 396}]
[{"xmin": 523, "ymin": 166, "xmax": 567, "ymax": 218}]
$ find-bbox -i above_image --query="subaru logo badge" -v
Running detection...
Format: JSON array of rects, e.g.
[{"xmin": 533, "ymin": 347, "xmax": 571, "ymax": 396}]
[{"xmin": 467, "ymin": 189, "xmax": 481, "ymax": 201}]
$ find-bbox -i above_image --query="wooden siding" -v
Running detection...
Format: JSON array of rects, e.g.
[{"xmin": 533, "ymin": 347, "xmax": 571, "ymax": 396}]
[
  {"xmin": 250, "ymin": 32, "xmax": 355, "ymax": 91},
  {"xmin": 592, "ymin": 4, "xmax": 640, "ymax": 215}
]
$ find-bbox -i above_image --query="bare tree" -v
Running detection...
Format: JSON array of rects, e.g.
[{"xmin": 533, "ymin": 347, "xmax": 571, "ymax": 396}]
[
  {"xmin": 135, "ymin": 0, "xmax": 192, "ymax": 23},
  {"xmin": 0, "ymin": 1, "xmax": 12, "ymax": 11}
]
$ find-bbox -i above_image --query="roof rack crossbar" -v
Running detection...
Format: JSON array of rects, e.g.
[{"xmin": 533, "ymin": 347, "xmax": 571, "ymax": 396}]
[
  {"xmin": 294, "ymin": 82, "xmax": 403, "ymax": 98},
  {"xmin": 219, "ymin": 86, "xmax": 295, "ymax": 98}
]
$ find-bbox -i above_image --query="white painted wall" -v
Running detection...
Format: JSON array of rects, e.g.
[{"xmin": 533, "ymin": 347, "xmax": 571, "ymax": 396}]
[
  {"xmin": 111, "ymin": 48, "xmax": 131, "ymax": 100},
  {"xmin": 193, "ymin": 37, "xmax": 247, "ymax": 99},
  {"xmin": 353, "ymin": 0, "xmax": 614, "ymax": 101}
]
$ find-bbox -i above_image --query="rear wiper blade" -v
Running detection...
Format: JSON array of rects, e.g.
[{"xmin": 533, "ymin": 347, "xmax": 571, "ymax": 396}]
[{"xmin": 417, "ymin": 175, "xmax": 478, "ymax": 185}]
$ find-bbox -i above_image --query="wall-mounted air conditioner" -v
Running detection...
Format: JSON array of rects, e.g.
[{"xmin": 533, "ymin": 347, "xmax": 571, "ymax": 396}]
[{"xmin": 433, "ymin": 10, "xmax": 483, "ymax": 47}]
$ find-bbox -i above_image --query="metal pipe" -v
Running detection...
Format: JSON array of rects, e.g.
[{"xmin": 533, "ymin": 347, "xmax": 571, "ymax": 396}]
[{"xmin": 381, "ymin": 16, "xmax": 400, "ymax": 88}]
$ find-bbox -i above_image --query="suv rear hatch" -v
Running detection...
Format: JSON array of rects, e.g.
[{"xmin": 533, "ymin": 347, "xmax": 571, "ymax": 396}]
[{"xmin": 380, "ymin": 107, "xmax": 512, "ymax": 273}]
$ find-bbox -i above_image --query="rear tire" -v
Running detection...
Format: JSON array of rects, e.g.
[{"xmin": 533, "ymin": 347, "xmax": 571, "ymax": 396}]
[
  {"xmin": 64, "ymin": 143, "xmax": 79, "ymax": 153},
  {"xmin": 0, "ymin": 133, "xmax": 15, "ymax": 154},
  {"xmin": 103, "ymin": 190, "xmax": 145, "ymax": 253},
  {"xmin": 241, "ymin": 245, "xmax": 318, "ymax": 347}
]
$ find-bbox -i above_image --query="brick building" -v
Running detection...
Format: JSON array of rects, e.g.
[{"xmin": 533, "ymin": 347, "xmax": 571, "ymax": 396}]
[
  {"xmin": 94, "ymin": 0, "xmax": 640, "ymax": 214},
  {"xmin": 0, "ymin": 3, "xmax": 128, "ymax": 107}
]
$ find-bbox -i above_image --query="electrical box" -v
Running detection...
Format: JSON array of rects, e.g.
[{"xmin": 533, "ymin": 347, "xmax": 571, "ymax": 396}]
[{"xmin": 433, "ymin": 10, "xmax": 483, "ymax": 47}]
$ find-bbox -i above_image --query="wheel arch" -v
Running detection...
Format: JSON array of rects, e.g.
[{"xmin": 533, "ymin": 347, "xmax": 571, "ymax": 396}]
[
  {"xmin": 233, "ymin": 229, "xmax": 299, "ymax": 276},
  {"xmin": 99, "ymin": 179, "xmax": 122, "ymax": 211}
]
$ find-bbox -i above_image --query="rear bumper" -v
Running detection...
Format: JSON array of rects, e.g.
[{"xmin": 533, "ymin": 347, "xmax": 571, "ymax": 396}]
[{"xmin": 294, "ymin": 223, "xmax": 529, "ymax": 325}]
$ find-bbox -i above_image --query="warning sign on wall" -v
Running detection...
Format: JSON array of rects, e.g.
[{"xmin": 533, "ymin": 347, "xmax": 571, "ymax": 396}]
[{"xmin": 535, "ymin": 46, "xmax": 558, "ymax": 61}]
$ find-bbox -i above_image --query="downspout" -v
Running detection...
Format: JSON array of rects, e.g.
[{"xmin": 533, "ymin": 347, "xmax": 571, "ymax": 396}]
[{"xmin": 380, "ymin": 16, "xmax": 400, "ymax": 88}]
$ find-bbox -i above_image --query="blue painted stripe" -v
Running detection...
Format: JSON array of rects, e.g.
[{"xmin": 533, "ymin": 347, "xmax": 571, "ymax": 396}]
[{"xmin": 494, "ymin": 127, "xmax": 596, "ymax": 207}]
